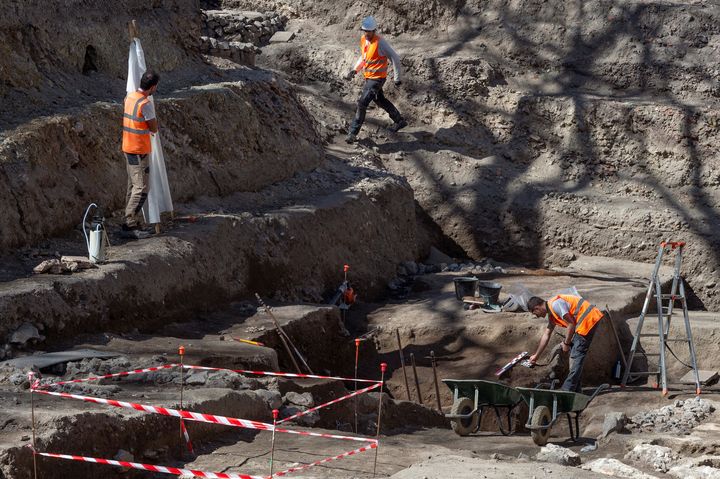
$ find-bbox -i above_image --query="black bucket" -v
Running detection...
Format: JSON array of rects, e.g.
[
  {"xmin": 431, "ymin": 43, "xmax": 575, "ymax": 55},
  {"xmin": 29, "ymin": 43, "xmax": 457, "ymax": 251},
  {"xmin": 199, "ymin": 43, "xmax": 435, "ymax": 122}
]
[
  {"xmin": 477, "ymin": 281, "xmax": 502, "ymax": 304},
  {"xmin": 453, "ymin": 277, "xmax": 478, "ymax": 300}
]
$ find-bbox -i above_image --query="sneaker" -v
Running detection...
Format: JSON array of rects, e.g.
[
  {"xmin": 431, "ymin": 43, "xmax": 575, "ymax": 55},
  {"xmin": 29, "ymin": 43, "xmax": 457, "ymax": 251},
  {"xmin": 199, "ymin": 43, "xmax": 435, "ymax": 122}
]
[
  {"xmin": 388, "ymin": 119, "xmax": 408, "ymax": 133},
  {"xmin": 345, "ymin": 133, "xmax": 357, "ymax": 144}
]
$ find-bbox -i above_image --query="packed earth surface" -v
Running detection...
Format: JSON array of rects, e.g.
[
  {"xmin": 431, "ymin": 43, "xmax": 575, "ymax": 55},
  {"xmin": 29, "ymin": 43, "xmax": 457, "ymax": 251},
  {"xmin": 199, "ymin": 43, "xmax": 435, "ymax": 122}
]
[{"xmin": 1, "ymin": 1, "xmax": 720, "ymax": 479}]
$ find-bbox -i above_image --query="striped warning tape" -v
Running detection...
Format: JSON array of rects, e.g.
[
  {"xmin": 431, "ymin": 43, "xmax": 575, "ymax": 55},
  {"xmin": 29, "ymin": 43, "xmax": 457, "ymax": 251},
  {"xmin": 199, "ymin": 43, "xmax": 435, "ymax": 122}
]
[
  {"xmin": 272, "ymin": 442, "xmax": 378, "ymax": 477},
  {"xmin": 183, "ymin": 364, "xmax": 382, "ymax": 384},
  {"xmin": 35, "ymin": 452, "xmax": 265, "ymax": 479},
  {"xmin": 276, "ymin": 382, "xmax": 381, "ymax": 424},
  {"xmin": 31, "ymin": 388, "xmax": 377, "ymax": 444},
  {"xmin": 181, "ymin": 419, "xmax": 194, "ymax": 454},
  {"xmin": 42, "ymin": 364, "xmax": 180, "ymax": 388}
]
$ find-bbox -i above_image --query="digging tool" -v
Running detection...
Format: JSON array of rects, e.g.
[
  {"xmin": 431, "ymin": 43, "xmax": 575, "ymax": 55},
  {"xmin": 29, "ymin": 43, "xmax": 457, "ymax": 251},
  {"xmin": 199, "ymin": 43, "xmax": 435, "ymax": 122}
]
[
  {"xmin": 255, "ymin": 293, "xmax": 304, "ymax": 374},
  {"xmin": 395, "ymin": 329, "xmax": 411, "ymax": 401},
  {"xmin": 495, "ymin": 351, "xmax": 529, "ymax": 377},
  {"xmin": 430, "ymin": 351, "xmax": 442, "ymax": 413},
  {"xmin": 410, "ymin": 353, "xmax": 423, "ymax": 405},
  {"xmin": 604, "ymin": 305, "xmax": 627, "ymax": 373}
]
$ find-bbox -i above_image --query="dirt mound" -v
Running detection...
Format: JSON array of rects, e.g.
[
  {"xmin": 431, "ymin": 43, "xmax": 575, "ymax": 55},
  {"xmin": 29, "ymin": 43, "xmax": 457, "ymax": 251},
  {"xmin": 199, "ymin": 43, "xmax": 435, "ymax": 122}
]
[
  {"xmin": 220, "ymin": 0, "xmax": 465, "ymax": 33},
  {"xmin": 0, "ymin": 76, "xmax": 323, "ymax": 252},
  {"xmin": 0, "ymin": 0, "xmax": 207, "ymax": 130}
]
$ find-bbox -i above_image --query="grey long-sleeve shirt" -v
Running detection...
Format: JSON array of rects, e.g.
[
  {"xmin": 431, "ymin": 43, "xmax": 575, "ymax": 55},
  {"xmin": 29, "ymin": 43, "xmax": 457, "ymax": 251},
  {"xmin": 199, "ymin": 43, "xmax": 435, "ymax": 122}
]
[{"xmin": 353, "ymin": 36, "xmax": 402, "ymax": 82}]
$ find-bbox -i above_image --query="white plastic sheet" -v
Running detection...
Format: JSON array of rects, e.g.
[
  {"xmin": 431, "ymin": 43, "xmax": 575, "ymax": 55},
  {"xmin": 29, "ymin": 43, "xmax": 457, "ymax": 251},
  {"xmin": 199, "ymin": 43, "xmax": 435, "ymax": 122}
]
[{"xmin": 126, "ymin": 38, "xmax": 173, "ymax": 224}]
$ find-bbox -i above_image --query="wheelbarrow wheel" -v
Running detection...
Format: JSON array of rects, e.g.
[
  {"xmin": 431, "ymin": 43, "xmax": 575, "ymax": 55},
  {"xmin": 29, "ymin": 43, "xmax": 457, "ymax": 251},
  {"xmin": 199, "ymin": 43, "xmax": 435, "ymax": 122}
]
[
  {"xmin": 530, "ymin": 405, "xmax": 552, "ymax": 446},
  {"xmin": 450, "ymin": 397, "xmax": 479, "ymax": 436}
]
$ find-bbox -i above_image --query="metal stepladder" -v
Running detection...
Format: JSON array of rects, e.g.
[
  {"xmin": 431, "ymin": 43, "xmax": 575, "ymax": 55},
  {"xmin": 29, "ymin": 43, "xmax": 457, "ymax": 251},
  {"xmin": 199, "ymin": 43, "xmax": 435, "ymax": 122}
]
[{"xmin": 621, "ymin": 241, "xmax": 701, "ymax": 396}]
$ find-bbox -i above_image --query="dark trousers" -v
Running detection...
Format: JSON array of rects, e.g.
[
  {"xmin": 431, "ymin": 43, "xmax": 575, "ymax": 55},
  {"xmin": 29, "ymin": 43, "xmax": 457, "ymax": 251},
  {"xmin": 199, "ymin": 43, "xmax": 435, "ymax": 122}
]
[
  {"xmin": 349, "ymin": 78, "xmax": 403, "ymax": 135},
  {"xmin": 561, "ymin": 326, "xmax": 597, "ymax": 393}
]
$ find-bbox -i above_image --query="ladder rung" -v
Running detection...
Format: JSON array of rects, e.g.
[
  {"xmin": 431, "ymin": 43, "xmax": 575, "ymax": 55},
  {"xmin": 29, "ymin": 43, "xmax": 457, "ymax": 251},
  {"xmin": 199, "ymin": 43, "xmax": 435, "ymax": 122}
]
[
  {"xmin": 640, "ymin": 353, "xmax": 661, "ymax": 357},
  {"xmin": 639, "ymin": 334, "xmax": 659, "ymax": 337},
  {"xmin": 665, "ymin": 338, "xmax": 690, "ymax": 343},
  {"xmin": 655, "ymin": 294, "xmax": 685, "ymax": 300},
  {"xmin": 629, "ymin": 371, "xmax": 661, "ymax": 376}
]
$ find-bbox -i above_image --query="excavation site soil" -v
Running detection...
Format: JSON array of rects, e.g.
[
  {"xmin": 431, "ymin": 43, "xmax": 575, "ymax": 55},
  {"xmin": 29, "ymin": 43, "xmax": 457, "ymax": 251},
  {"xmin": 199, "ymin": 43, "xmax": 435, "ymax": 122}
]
[{"xmin": 1, "ymin": 1, "xmax": 720, "ymax": 478}]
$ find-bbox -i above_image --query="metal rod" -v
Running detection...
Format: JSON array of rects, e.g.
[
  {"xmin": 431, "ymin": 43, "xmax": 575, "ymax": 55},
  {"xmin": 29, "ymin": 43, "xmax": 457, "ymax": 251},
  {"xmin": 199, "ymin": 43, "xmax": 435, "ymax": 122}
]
[
  {"xmin": 410, "ymin": 353, "xmax": 423, "ymax": 405},
  {"xmin": 372, "ymin": 363, "xmax": 387, "ymax": 477},
  {"xmin": 430, "ymin": 351, "xmax": 442, "ymax": 413},
  {"xmin": 178, "ymin": 346, "xmax": 190, "ymax": 456},
  {"xmin": 354, "ymin": 338, "xmax": 360, "ymax": 434},
  {"xmin": 395, "ymin": 329, "xmax": 411, "ymax": 401},
  {"xmin": 30, "ymin": 373, "xmax": 38, "ymax": 479},
  {"xmin": 269, "ymin": 409, "xmax": 279, "ymax": 477},
  {"xmin": 256, "ymin": 293, "xmax": 303, "ymax": 374}
]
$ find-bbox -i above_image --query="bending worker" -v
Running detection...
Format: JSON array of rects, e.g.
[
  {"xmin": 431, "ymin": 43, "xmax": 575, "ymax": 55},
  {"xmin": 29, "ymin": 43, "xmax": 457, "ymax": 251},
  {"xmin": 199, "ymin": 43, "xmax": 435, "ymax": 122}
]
[
  {"xmin": 344, "ymin": 16, "xmax": 407, "ymax": 143},
  {"xmin": 121, "ymin": 70, "xmax": 160, "ymax": 240},
  {"xmin": 527, "ymin": 294, "xmax": 604, "ymax": 392}
]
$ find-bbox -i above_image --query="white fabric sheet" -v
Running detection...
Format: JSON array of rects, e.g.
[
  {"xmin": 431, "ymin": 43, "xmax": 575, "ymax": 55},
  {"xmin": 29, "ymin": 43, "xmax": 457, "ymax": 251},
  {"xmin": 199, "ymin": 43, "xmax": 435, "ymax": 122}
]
[{"xmin": 126, "ymin": 38, "xmax": 173, "ymax": 224}]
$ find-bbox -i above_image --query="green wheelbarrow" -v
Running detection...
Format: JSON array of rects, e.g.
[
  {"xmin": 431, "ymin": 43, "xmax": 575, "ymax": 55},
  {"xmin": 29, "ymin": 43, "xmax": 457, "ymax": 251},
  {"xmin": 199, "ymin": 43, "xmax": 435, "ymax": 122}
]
[
  {"xmin": 516, "ymin": 384, "xmax": 608, "ymax": 446},
  {"xmin": 442, "ymin": 379, "xmax": 523, "ymax": 436}
]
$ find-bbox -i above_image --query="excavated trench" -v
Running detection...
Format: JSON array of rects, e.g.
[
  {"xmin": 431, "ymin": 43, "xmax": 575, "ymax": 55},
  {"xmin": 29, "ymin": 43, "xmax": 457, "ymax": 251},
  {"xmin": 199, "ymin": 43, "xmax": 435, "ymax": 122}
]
[{"xmin": 3, "ymin": 1, "xmax": 720, "ymax": 478}]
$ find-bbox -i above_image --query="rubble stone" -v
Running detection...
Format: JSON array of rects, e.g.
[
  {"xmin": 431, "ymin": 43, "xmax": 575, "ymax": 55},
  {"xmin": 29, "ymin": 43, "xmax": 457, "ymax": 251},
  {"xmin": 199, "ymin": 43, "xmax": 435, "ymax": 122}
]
[
  {"xmin": 535, "ymin": 444, "xmax": 581, "ymax": 466},
  {"xmin": 625, "ymin": 443, "xmax": 679, "ymax": 473},
  {"xmin": 582, "ymin": 458, "xmax": 660, "ymax": 478}
]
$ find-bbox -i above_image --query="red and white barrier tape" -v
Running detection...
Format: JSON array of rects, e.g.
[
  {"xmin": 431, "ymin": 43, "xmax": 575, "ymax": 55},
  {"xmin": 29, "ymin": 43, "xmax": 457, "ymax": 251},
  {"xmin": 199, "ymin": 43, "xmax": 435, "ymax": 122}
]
[
  {"xmin": 272, "ymin": 442, "xmax": 378, "ymax": 477},
  {"xmin": 183, "ymin": 365, "xmax": 381, "ymax": 384},
  {"xmin": 35, "ymin": 452, "xmax": 265, "ymax": 479},
  {"xmin": 31, "ymin": 388, "xmax": 376, "ymax": 444},
  {"xmin": 43, "ymin": 364, "xmax": 180, "ymax": 388},
  {"xmin": 181, "ymin": 420, "xmax": 194, "ymax": 454},
  {"xmin": 276, "ymin": 382, "xmax": 380, "ymax": 424}
]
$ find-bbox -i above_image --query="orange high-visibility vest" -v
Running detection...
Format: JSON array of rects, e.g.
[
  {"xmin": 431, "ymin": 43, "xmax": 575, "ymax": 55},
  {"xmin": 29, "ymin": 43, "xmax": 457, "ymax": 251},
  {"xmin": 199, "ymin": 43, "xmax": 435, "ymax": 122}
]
[
  {"xmin": 361, "ymin": 34, "xmax": 389, "ymax": 80},
  {"xmin": 547, "ymin": 294, "xmax": 604, "ymax": 336},
  {"xmin": 122, "ymin": 91, "xmax": 152, "ymax": 154}
]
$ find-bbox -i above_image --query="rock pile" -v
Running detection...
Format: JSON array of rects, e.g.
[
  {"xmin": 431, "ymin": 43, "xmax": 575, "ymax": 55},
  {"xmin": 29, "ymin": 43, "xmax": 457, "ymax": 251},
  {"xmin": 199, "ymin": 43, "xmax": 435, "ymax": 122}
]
[
  {"xmin": 629, "ymin": 397, "xmax": 716, "ymax": 434},
  {"xmin": 200, "ymin": 9, "xmax": 287, "ymax": 64}
]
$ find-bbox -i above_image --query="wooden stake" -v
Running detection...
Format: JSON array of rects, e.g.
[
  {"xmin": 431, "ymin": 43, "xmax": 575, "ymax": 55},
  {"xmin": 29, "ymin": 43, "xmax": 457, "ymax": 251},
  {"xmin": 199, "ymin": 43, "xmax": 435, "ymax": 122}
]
[
  {"xmin": 354, "ymin": 338, "xmax": 361, "ymax": 434},
  {"xmin": 410, "ymin": 353, "xmax": 423, "ymax": 405},
  {"xmin": 430, "ymin": 351, "xmax": 442, "ymax": 413},
  {"xmin": 395, "ymin": 329, "xmax": 411, "ymax": 401}
]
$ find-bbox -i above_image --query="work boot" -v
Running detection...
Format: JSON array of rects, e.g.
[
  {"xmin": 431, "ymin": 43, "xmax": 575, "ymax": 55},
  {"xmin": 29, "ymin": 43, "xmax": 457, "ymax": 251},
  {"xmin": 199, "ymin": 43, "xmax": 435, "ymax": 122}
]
[
  {"xmin": 345, "ymin": 133, "xmax": 357, "ymax": 144},
  {"xmin": 120, "ymin": 224, "xmax": 150, "ymax": 240},
  {"xmin": 388, "ymin": 118, "xmax": 408, "ymax": 133}
]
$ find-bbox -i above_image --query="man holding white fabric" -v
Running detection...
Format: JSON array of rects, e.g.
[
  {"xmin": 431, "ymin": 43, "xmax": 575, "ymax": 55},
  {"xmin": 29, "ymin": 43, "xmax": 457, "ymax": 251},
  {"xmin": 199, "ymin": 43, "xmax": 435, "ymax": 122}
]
[{"xmin": 121, "ymin": 71, "xmax": 159, "ymax": 239}]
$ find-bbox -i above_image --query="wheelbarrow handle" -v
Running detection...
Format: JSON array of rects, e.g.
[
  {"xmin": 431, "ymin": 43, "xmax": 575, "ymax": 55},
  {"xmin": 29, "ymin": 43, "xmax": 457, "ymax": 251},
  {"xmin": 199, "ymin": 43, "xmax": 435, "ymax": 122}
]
[{"xmin": 587, "ymin": 383, "xmax": 609, "ymax": 404}]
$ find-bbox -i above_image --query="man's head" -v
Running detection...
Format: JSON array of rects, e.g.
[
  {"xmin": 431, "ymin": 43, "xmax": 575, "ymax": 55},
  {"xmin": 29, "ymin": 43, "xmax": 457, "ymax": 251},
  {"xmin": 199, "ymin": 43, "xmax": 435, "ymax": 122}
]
[
  {"xmin": 140, "ymin": 70, "xmax": 160, "ymax": 95},
  {"xmin": 361, "ymin": 16, "xmax": 377, "ymax": 40},
  {"xmin": 527, "ymin": 296, "xmax": 547, "ymax": 318}
]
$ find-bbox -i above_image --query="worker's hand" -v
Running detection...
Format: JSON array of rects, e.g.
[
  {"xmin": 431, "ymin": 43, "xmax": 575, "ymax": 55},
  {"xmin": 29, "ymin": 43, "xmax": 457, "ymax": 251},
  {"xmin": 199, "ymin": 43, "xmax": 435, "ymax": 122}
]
[
  {"xmin": 528, "ymin": 354, "xmax": 538, "ymax": 365},
  {"xmin": 561, "ymin": 342, "xmax": 571, "ymax": 353},
  {"xmin": 344, "ymin": 70, "xmax": 356, "ymax": 81}
]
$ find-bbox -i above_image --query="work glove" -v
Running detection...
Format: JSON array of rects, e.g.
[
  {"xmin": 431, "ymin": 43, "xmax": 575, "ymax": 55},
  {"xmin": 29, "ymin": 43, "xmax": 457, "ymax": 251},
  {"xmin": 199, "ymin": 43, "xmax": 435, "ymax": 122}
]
[{"xmin": 344, "ymin": 70, "xmax": 356, "ymax": 81}]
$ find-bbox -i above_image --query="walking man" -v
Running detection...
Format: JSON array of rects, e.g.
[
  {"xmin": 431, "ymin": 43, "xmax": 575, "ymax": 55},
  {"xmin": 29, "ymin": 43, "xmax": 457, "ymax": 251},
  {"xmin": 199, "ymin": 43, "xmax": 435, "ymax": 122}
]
[
  {"xmin": 527, "ymin": 294, "xmax": 604, "ymax": 392},
  {"xmin": 121, "ymin": 71, "xmax": 159, "ymax": 239},
  {"xmin": 344, "ymin": 16, "xmax": 407, "ymax": 143}
]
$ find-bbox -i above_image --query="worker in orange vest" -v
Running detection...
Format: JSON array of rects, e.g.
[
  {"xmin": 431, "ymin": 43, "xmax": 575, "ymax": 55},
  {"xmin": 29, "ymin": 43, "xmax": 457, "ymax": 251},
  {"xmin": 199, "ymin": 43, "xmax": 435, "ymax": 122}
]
[
  {"xmin": 344, "ymin": 16, "xmax": 407, "ymax": 144},
  {"xmin": 527, "ymin": 294, "xmax": 605, "ymax": 392},
  {"xmin": 121, "ymin": 71, "xmax": 160, "ymax": 239}
]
